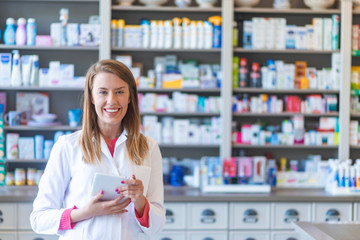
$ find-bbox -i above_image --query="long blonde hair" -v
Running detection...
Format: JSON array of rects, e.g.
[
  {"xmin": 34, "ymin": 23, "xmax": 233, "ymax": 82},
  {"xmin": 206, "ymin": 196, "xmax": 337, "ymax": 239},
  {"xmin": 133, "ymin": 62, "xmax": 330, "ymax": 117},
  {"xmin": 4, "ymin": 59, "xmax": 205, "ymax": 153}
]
[{"xmin": 80, "ymin": 59, "xmax": 148, "ymax": 165}]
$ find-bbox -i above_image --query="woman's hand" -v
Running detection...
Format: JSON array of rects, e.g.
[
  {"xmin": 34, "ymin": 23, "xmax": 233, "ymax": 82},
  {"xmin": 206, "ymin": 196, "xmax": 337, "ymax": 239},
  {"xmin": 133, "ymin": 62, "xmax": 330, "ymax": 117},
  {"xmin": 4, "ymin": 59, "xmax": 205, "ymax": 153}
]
[
  {"xmin": 70, "ymin": 191, "xmax": 130, "ymax": 223},
  {"xmin": 116, "ymin": 175, "xmax": 146, "ymax": 216}
]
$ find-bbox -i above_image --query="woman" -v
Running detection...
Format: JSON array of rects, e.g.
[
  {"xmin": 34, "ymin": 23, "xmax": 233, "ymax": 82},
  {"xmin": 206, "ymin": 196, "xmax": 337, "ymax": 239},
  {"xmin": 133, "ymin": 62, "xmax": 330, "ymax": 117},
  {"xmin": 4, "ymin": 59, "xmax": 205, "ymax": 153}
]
[{"xmin": 30, "ymin": 59, "xmax": 165, "ymax": 239}]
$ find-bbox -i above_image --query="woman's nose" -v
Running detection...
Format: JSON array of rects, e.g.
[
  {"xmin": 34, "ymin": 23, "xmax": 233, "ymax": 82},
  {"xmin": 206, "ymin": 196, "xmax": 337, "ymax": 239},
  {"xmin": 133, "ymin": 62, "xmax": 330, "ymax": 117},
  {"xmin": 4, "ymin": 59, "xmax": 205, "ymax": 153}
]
[{"xmin": 107, "ymin": 92, "xmax": 116, "ymax": 102}]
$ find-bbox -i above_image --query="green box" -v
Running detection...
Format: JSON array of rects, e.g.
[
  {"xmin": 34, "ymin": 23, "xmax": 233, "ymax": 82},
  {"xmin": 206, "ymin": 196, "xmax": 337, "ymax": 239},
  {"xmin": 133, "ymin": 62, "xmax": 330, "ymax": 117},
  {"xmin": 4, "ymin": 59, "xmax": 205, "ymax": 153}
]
[{"xmin": 0, "ymin": 164, "xmax": 5, "ymax": 185}]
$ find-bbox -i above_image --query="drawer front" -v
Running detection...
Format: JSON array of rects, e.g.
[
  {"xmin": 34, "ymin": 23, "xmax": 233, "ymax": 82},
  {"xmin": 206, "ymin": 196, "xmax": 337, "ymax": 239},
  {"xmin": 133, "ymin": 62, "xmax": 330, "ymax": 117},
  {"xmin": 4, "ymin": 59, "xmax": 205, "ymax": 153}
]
[
  {"xmin": 354, "ymin": 203, "xmax": 360, "ymax": 221},
  {"xmin": 187, "ymin": 203, "xmax": 228, "ymax": 230},
  {"xmin": 230, "ymin": 203, "xmax": 270, "ymax": 229},
  {"xmin": 164, "ymin": 203, "xmax": 186, "ymax": 230},
  {"xmin": 272, "ymin": 203, "xmax": 311, "ymax": 229},
  {"xmin": 0, "ymin": 231, "xmax": 17, "ymax": 240},
  {"xmin": 18, "ymin": 231, "xmax": 58, "ymax": 240},
  {"xmin": 271, "ymin": 231, "xmax": 300, "ymax": 240},
  {"xmin": 188, "ymin": 231, "xmax": 228, "ymax": 240},
  {"xmin": 229, "ymin": 231, "xmax": 270, "ymax": 240},
  {"xmin": 151, "ymin": 231, "xmax": 186, "ymax": 240},
  {"xmin": 18, "ymin": 203, "xmax": 33, "ymax": 230},
  {"xmin": 0, "ymin": 204, "xmax": 16, "ymax": 230},
  {"xmin": 313, "ymin": 202, "xmax": 352, "ymax": 222}
]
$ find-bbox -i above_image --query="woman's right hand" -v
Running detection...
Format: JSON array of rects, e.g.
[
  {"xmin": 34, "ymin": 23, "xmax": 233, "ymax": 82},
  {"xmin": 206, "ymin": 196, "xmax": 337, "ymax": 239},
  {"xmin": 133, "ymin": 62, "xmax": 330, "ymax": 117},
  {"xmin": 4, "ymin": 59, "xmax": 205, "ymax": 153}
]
[{"xmin": 70, "ymin": 191, "xmax": 131, "ymax": 223}]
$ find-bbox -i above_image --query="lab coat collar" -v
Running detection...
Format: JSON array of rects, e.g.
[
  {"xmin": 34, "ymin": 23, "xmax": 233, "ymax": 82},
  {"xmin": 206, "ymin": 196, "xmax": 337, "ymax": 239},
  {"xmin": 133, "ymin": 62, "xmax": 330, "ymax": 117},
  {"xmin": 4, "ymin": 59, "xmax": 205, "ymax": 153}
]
[{"xmin": 100, "ymin": 129, "xmax": 128, "ymax": 158}]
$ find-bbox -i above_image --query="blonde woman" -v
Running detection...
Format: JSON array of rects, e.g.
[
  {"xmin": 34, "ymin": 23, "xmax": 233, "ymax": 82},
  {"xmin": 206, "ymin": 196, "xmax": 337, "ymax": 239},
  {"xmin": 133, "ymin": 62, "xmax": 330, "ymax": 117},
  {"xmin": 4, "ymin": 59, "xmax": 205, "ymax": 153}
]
[{"xmin": 31, "ymin": 59, "xmax": 165, "ymax": 239}]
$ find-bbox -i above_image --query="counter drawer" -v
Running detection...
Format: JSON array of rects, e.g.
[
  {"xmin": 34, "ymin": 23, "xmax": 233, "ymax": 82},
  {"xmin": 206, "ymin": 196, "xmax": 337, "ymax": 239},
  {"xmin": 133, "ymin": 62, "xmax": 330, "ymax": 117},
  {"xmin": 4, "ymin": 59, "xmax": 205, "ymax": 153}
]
[
  {"xmin": 271, "ymin": 203, "xmax": 311, "ymax": 230},
  {"xmin": 229, "ymin": 230, "xmax": 270, "ymax": 240},
  {"xmin": 0, "ymin": 231, "xmax": 17, "ymax": 240},
  {"xmin": 353, "ymin": 203, "xmax": 360, "ymax": 221},
  {"xmin": 0, "ymin": 203, "xmax": 16, "ymax": 230},
  {"xmin": 151, "ymin": 231, "xmax": 186, "ymax": 240},
  {"xmin": 18, "ymin": 231, "xmax": 58, "ymax": 240},
  {"xmin": 187, "ymin": 231, "xmax": 228, "ymax": 240},
  {"xmin": 187, "ymin": 203, "xmax": 228, "ymax": 230},
  {"xmin": 18, "ymin": 203, "xmax": 33, "ymax": 230},
  {"xmin": 312, "ymin": 202, "xmax": 352, "ymax": 222},
  {"xmin": 163, "ymin": 203, "xmax": 186, "ymax": 230},
  {"xmin": 271, "ymin": 231, "xmax": 300, "ymax": 240},
  {"xmin": 229, "ymin": 203, "xmax": 270, "ymax": 230}
]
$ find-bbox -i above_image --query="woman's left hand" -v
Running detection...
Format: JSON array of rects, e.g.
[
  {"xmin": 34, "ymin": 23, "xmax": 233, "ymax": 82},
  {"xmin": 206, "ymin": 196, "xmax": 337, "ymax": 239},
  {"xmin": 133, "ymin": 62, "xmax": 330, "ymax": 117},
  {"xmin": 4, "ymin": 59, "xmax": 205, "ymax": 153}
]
[{"xmin": 116, "ymin": 175, "xmax": 146, "ymax": 215}]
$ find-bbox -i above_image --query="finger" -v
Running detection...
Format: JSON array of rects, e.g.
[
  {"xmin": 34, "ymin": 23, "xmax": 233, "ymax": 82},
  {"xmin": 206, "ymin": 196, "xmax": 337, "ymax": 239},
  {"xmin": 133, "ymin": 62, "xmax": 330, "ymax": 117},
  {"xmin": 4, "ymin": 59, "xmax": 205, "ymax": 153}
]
[
  {"xmin": 132, "ymin": 174, "xmax": 136, "ymax": 180},
  {"xmin": 92, "ymin": 190, "xmax": 104, "ymax": 202}
]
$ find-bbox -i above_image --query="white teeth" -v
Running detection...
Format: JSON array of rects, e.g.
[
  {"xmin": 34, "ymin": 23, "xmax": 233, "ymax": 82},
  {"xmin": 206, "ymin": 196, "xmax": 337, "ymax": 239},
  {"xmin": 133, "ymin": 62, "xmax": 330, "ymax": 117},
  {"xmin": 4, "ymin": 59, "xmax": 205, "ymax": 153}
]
[{"xmin": 106, "ymin": 109, "xmax": 119, "ymax": 113}]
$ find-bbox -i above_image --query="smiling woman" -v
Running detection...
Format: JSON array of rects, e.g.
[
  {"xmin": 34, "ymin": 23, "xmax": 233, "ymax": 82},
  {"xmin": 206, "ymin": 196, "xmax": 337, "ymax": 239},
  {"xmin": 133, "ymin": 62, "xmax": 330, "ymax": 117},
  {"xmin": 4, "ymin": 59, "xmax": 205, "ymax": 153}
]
[{"xmin": 30, "ymin": 59, "xmax": 166, "ymax": 240}]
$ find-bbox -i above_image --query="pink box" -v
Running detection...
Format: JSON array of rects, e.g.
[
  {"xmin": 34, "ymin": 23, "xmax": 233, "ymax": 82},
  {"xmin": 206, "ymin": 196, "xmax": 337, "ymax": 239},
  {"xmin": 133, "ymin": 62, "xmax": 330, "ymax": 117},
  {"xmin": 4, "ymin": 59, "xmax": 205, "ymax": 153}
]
[{"xmin": 36, "ymin": 35, "xmax": 52, "ymax": 46}]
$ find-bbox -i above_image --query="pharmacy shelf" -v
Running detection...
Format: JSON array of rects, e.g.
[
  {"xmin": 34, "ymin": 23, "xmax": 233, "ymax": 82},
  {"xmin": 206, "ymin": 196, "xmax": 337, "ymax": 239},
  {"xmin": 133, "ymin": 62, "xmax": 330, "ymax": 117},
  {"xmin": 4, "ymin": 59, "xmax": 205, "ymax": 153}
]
[
  {"xmin": 234, "ymin": 7, "xmax": 340, "ymax": 15},
  {"xmin": 4, "ymin": 125, "xmax": 81, "ymax": 131},
  {"xmin": 141, "ymin": 112, "xmax": 220, "ymax": 117},
  {"xmin": 350, "ymin": 145, "xmax": 360, "ymax": 149},
  {"xmin": 0, "ymin": 44, "xmax": 98, "ymax": 51},
  {"xmin": 233, "ymin": 112, "xmax": 339, "ymax": 117},
  {"xmin": 0, "ymin": 0, "xmax": 98, "ymax": 2},
  {"xmin": 5, "ymin": 159, "xmax": 47, "ymax": 163},
  {"xmin": 0, "ymin": 186, "xmax": 38, "ymax": 191},
  {"xmin": 351, "ymin": 113, "xmax": 360, "ymax": 117},
  {"xmin": 233, "ymin": 88, "xmax": 339, "ymax": 94},
  {"xmin": 111, "ymin": 5, "xmax": 221, "ymax": 12},
  {"xmin": 0, "ymin": 86, "xmax": 84, "ymax": 91},
  {"xmin": 112, "ymin": 47, "xmax": 221, "ymax": 52},
  {"xmin": 159, "ymin": 144, "xmax": 219, "ymax": 148},
  {"xmin": 234, "ymin": 48, "xmax": 339, "ymax": 54},
  {"xmin": 138, "ymin": 88, "xmax": 220, "ymax": 93},
  {"xmin": 232, "ymin": 144, "xmax": 338, "ymax": 149}
]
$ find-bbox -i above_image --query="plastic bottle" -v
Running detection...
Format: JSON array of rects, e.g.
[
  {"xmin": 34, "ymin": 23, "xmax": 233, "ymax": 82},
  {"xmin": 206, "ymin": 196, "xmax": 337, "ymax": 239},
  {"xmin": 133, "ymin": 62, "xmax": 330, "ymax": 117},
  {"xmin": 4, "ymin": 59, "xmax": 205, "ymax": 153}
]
[
  {"xmin": 111, "ymin": 19, "xmax": 118, "ymax": 47},
  {"xmin": 150, "ymin": 20, "xmax": 158, "ymax": 49},
  {"xmin": 204, "ymin": 20, "xmax": 213, "ymax": 49},
  {"xmin": 173, "ymin": 18, "xmax": 182, "ymax": 49},
  {"xmin": 141, "ymin": 19, "xmax": 150, "ymax": 48},
  {"xmin": 197, "ymin": 21, "xmax": 204, "ymax": 49},
  {"xmin": 164, "ymin": 20, "xmax": 173, "ymax": 49},
  {"xmin": 59, "ymin": 8, "xmax": 69, "ymax": 46},
  {"xmin": 4, "ymin": 18, "xmax": 16, "ymax": 45},
  {"xmin": 267, "ymin": 59, "xmax": 277, "ymax": 89},
  {"xmin": 16, "ymin": 18, "xmax": 27, "ymax": 46},
  {"xmin": 26, "ymin": 18, "xmax": 37, "ymax": 46},
  {"xmin": 155, "ymin": 63, "xmax": 163, "ymax": 88},
  {"xmin": 266, "ymin": 159, "xmax": 277, "ymax": 186},
  {"xmin": 238, "ymin": 58, "xmax": 248, "ymax": 88},
  {"xmin": 182, "ymin": 17, "xmax": 190, "ymax": 49},
  {"xmin": 249, "ymin": 62, "xmax": 261, "ymax": 88},
  {"xmin": 157, "ymin": 20, "xmax": 165, "ymax": 49},
  {"xmin": 30, "ymin": 55, "xmax": 39, "ymax": 86},
  {"xmin": 189, "ymin": 21, "xmax": 197, "ymax": 49},
  {"xmin": 11, "ymin": 50, "xmax": 22, "ymax": 86},
  {"xmin": 208, "ymin": 16, "xmax": 222, "ymax": 48},
  {"xmin": 117, "ymin": 19, "xmax": 125, "ymax": 47}
]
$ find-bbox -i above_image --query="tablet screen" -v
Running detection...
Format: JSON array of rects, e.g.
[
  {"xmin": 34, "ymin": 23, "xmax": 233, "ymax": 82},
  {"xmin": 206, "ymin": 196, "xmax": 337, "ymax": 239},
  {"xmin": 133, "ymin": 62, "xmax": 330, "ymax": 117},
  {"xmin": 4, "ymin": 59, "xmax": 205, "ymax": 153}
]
[{"xmin": 91, "ymin": 173, "xmax": 129, "ymax": 201}]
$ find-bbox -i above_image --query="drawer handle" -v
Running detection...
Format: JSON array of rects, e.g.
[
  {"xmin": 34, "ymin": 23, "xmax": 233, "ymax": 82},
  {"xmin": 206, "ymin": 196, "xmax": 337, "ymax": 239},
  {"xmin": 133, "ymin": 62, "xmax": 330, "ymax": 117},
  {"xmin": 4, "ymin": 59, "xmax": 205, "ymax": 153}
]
[
  {"xmin": 286, "ymin": 238, "xmax": 298, "ymax": 240},
  {"xmin": 165, "ymin": 209, "xmax": 174, "ymax": 224},
  {"xmin": 201, "ymin": 209, "xmax": 216, "ymax": 224},
  {"xmin": 284, "ymin": 209, "xmax": 299, "ymax": 223},
  {"xmin": 0, "ymin": 210, "xmax": 3, "ymax": 224},
  {"xmin": 202, "ymin": 238, "xmax": 214, "ymax": 240},
  {"xmin": 243, "ymin": 209, "xmax": 258, "ymax": 223},
  {"xmin": 245, "ymin": 238, "xmax": 256, "ymax": 240},
  {"xmin": 325, "ymin": 209, "xmax": 340, "ymax": 222},
  {"xmin": 33, "ymin": 238, "xmax": 45, "ymax": 240},
  {"xmin": 161, "ymin": 238, "xmax": 172, "ymax": 240}
]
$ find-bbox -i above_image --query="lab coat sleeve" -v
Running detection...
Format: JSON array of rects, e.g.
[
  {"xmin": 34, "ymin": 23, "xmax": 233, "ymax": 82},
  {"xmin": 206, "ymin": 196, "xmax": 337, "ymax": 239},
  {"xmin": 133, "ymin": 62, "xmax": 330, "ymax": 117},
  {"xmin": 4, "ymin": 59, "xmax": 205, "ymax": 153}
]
[
  {"xmin": 137, "ymin": 141, "xmax": 166, "ymax": 236},
  {"xmin": 30, "ymin": 136, "xmax": 72, "ymax": 235}
]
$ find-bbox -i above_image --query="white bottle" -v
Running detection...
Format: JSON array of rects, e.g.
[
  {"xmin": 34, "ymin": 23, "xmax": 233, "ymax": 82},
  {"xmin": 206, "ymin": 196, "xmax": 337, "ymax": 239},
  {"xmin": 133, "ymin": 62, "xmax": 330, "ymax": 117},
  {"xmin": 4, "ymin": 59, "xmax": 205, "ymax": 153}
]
[
  {"xmin": 30, "ymin": 55, "xmax": 39, "ymax": 86},
  {"xmin": 204, "ymin": 20, "xmax": 213, "ymax": 49},
  {"xmin": 150, "ymin": 20, "xmax": 158, "ymax": 49},
  {"xmin": 11, "ymin": 50, "xmax": 22, "ymax": 86},
  {"xmin": 197, "ymin": 21, "xmax": 204, "ymax": 49},
  {"xmin": 182, "ymin": 18, "xmax": 190, "ymax": 49},
  {"xmin": 164, "ymin": 20, "xmax": 173, "ymax": 49},
  {"xmin": 157, "ymin": 20, "xmax": 165, "ymax": 49},
  {"xmin": 15, "ymin": 18, "xmax": 27, "ymax": 46},
  {"xmin": 141, "ymin": 19, "xmax": 150, "ymax": 48},
  {"xmin": 173, "ymin": 18, "xmax": 182, "ymax": 49},
  {"xmin": 189, "ymin": 21, "xmax": 197, "ymax": 49}
]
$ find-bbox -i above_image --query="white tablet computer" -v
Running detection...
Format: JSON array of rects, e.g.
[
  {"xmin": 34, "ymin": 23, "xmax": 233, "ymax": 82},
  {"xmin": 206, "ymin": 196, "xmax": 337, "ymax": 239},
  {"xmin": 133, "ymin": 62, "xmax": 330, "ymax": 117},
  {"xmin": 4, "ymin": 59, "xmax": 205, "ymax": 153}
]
[{"xmin": 91, "ymin": 173, "xmax": 129, "ymax": 201}]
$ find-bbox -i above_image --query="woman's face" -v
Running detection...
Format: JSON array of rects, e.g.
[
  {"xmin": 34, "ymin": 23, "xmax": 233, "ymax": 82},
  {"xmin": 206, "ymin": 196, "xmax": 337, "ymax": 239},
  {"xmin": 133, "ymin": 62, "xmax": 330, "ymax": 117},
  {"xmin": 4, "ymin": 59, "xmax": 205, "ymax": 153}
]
[{"xmin": 91, "ymin": 72, "xmax": 130, "ymax": 134}]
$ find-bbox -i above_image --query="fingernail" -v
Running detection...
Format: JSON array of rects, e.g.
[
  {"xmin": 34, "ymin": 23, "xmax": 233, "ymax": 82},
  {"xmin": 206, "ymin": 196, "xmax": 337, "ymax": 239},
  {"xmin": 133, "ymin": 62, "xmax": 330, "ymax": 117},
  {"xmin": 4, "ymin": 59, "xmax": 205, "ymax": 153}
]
[
  {"xmin": 129, "ymin": 199, "xmax": 132, "ymax": 203},
  {"xmin": 132, "ymin": 174, "xmax": 135, "ymax": 179},
  {"xmin": 121, "ymin": 181, "xmax": 124, "ymax": 184},
  {"xmin": 125, "ymin": 210, "xmax": 128, "ymax": 212},
  {"xmin": 115, "ymin": 189, "xmax": 119, "ymax": 192},
  {"xmin": 100, "ymin": 190, "xmax": 104, "ymax": 195}
]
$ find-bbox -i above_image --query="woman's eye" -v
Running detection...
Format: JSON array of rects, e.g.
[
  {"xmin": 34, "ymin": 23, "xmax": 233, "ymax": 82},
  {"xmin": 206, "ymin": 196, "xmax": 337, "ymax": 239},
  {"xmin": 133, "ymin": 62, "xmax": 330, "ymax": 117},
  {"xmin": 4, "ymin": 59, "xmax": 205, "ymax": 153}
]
[
  {"xmin": 99, "ymin": 91, "xmax": 107, "ymax": 95},
  {"xmin": 116, "ymin": 91, "xmax": 124, "ymax": 95}
]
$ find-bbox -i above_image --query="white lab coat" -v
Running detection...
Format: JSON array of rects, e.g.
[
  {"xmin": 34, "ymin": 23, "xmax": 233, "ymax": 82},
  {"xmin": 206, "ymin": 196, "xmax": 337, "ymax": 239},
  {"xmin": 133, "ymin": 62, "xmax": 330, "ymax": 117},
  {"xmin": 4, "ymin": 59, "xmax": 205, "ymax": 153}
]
[{"xmin": 30, "ymin": 130, "xmax": 165, "ymax": 239}]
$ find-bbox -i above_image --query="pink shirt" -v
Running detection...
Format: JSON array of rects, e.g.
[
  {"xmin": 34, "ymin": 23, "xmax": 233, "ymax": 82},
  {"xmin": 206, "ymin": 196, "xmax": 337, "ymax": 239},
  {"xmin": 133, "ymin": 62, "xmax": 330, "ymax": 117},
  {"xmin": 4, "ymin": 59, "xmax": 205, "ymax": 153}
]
[{"xmin": 58, "ymin": 137, "xmax": 150, "ymax": 230}]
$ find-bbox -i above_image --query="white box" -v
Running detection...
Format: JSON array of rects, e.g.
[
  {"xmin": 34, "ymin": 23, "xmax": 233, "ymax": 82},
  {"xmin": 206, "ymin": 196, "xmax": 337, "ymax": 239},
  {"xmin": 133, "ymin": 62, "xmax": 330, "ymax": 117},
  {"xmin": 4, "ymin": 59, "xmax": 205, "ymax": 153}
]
[
  {"xmin": 173, "ymin": 119, "xmax": 189, "ymax": 144},
  {"xmin": 0, "ymin": 53, "xmax": 12, "ymax": 86},
  {"xmin": 50, "ymin": 23, "xmax": 61, "ymax": 46},
  {"xmin": 80, "ymin": 24, "xmax": 101, "ymax": 46},
  {"xmin": 48, "ymin": 61, "xmax": 61, "ymax": 85},
  {"xmin": 60, "ymin": 64, "xmax": 75, "ymax": 84},
  {"xmin": 18, "ymin": 137, "xmax": 34, "ymax": 159},
  {"xmin": 67, "ymin": 23, "xmax": 79, "ymax": 46},
  {"xmin": 323, "ymin": 18, "xmax": 332, "ymax": 50},
  {"xmin": 313, "ymin": 18, "xmax": 323, "ymax": 50}
]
